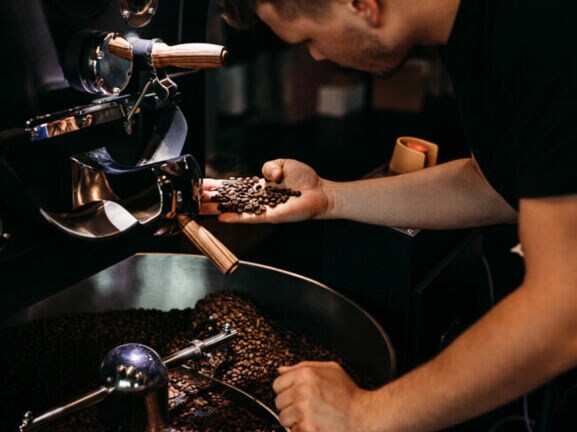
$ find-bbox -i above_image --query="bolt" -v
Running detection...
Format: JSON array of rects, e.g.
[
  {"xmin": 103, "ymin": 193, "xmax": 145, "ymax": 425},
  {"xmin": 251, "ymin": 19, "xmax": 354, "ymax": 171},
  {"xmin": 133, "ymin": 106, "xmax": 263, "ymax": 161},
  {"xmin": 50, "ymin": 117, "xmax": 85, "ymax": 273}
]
[{"xmin": 121, "ymin": 9, "xmax": 131, "ymax": 19}]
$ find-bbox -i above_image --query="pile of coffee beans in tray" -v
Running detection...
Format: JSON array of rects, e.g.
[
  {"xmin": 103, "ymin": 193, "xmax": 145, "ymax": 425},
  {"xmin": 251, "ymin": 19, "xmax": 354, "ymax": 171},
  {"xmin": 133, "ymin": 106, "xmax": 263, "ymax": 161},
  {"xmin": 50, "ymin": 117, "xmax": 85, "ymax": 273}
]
[
  {"xmin": 208, "ymin": 176, "xmax": 301, "ymax": 215},
  {"xmin": 0, "ymin": 291, "xmax": 373, "ymax": 432}
]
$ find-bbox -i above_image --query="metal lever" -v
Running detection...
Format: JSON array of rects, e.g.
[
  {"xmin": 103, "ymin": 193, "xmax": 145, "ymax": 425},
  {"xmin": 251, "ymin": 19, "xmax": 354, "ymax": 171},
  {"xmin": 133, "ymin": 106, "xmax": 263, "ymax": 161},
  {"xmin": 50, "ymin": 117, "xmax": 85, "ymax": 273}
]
[
  {"xmin": 123, "ymin": 79, "xmax": 152, "ymax": 135},
  {"xmin": 18, "ymin": 327, "xmax": 238, "ymax": 432},
  {"xmin": 107, "ymin": 36, "xmax": 228, "ymax": 101},
  {"xmin": 19, "ymin": 387, "xmax": 113, "ymax": 432},
  {"xmin": 163, "ymin": 324, "xmax": 239, "ymax": 369}
]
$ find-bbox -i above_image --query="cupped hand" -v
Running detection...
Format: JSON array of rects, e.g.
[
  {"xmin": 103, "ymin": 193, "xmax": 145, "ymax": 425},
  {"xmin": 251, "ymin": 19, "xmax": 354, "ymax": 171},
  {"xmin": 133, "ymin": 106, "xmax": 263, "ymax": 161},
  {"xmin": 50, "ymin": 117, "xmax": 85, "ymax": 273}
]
[{"xmin": 200, "ymin": 159, "xmax": 330, "ymax": 224}]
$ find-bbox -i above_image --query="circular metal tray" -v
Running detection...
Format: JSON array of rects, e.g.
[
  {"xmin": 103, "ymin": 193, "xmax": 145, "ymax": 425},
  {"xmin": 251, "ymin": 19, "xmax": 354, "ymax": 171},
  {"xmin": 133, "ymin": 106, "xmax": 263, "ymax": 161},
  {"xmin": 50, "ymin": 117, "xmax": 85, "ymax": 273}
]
[{"xmin": 7, "ymin": 253, "xmax": 395, "ymax": 384}]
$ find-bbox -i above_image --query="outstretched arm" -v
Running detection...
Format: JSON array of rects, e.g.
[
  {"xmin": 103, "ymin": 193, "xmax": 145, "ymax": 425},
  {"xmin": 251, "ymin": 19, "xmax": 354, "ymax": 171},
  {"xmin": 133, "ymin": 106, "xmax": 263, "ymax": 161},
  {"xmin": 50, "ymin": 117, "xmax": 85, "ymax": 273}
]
[
  {"xmin": 273, "ymin": 194, "xmax": 577, "ymax": 431},
  {"xmin": 202, "ymin": 157, "xmax": 517, "ymax": 229},
  {"xmin": 325, "ymin": 156, "xmax": 516, "ymax": 229}
]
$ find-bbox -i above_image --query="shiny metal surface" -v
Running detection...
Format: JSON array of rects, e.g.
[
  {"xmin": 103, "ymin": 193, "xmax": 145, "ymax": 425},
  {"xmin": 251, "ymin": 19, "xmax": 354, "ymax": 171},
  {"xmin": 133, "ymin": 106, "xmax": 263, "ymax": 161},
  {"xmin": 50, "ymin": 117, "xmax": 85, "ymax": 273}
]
[
  {"xmin": 19, "ymin": 386, "xmax": 112, "ymax": 432},
  {"xmin": 99, "ymin": 343, "xmax": 169, "ymax": 431},
  {"xmin": 137, "ymin": 106, "xmax": 188, "ymax": 166},
  {"xmin": 119, "ymin": 0, "xmax": 159, "ymax": 28},
  {"xmin": 192, "ymin": 368, "xmax": 290, "ymax": 431},
  {"xmin": 66, "ymin": 31, "xmax": 133, "ymax": 96},
  {"xmin": 102, "ymin": 343, "xmax": 168, "ymax": 390},
  {"xmin": 0, "ymin": 215, "xmax": 9, "ymax": 252},
  {"xmin": 5, "ymin": 253, "xmax": 396, "ymax": 385},
  {"xmin": 42, "ymin": 148, "xmax": 202, "ymax": 239},
  {"xmin": 25, "ymin": 95, "xmax": 144, "ymax": 142},
  {"xmin": 94, "ymin": 33, "xmax": 133, "ymax": 95},
  {"xmin": 17, "ymin": 329, "xmax": 244, "ymax": 431},
  {"xmin": 163, "ymin": 325, "xmax": 238, "ymax": 369}
]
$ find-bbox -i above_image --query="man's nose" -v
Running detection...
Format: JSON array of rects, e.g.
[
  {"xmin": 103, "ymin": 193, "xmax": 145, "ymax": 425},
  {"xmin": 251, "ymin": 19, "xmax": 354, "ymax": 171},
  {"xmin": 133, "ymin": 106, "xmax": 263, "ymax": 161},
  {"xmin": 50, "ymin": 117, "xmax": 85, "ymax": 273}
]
[{"xmin": 307, "ymin": 44, "xmax": 326, "ymax": 61}]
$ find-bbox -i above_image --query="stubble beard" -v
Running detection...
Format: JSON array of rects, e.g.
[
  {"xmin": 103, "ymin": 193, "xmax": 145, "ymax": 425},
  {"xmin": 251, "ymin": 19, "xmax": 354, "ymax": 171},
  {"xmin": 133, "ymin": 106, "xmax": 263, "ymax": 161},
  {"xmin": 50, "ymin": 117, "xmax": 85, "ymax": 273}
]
[{"xmin": 343, "ymin": 25, "xmax": 413, "ymax": 78}]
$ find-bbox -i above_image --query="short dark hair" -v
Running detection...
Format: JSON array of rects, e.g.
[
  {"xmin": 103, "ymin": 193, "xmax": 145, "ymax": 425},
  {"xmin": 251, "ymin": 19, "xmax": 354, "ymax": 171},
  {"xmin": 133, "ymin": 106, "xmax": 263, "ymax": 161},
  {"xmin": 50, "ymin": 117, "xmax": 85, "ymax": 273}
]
[{"xmin": 219, "ymin": 0, "xmax": 326, "ymax": 30}]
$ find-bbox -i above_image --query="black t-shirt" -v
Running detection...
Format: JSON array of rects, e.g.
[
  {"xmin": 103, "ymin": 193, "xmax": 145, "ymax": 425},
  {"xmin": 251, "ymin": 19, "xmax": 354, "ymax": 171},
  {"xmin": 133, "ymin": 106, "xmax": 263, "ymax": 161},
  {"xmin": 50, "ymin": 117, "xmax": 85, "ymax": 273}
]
[{"xmin": 439, "ymin": 0, "xmax": 577, "ymax": 209}]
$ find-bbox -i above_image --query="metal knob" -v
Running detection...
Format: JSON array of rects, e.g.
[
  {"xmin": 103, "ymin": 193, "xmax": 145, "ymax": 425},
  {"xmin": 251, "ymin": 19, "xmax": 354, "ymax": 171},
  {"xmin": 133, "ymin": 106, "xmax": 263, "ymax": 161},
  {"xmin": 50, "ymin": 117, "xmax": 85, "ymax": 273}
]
[
  {"xmin": 99, "ymin": 344, "xmax": 169, "ymax": 431},
  {"xmin": 101, "ymin": 343, "xmax": 168, "ymax": 390},
  {"xmin": 19, "ymin": 328, "xmax": 238, "ymax": 431}
]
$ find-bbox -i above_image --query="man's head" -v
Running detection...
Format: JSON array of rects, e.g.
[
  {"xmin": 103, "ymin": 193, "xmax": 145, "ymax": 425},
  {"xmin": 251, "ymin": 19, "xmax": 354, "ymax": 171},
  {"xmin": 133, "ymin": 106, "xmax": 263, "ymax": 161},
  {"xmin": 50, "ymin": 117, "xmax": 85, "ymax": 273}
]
[
  {"xmin": 220, "ymin": 0, "xmax": 456, "ymax": 77},
  {"xmin": 220, "ymin": 0, "xmax": 326, "ymax": 30}
]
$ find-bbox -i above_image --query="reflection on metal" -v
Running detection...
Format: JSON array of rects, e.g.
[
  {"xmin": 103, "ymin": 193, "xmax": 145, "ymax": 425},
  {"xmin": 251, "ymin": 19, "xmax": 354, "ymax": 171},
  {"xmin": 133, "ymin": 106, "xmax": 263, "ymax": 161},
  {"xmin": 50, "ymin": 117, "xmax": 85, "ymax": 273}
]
[
  {"xmin": 19, "ymin": 386, "xmax": 113, "ymax": 432},
  {"xmin": 27, "ymin": 114, "xmax": 93, "ymax": 141},
  {"xmin": 86, "ymin": 32, "xmax": 133, "ymax": 95},
  {"xmin": 124, "ymin": 79, "xmax": 152, "ymax": 134},
  {"xmin": 136, "ymin": 105, "xmax": 188, "ymax": 166},
  {"xmin": 41, "ymin": 201, "xmax": 139, "ymax": 239},
  {"xmin": 18, "ymin": 343, "xmax": 169, "ymax": 432},
  {"xmin": 393, "ymin": 227, "xmax": 421, "ymax": 237},
  {"xmin": 42, "ymin": 142, "xmax": 202, "ymax": 239},
  {"xmin": 119, "ymin": 0, "xmax": 158, "ymax": 27},
  {"xmin": 3, "ymin": 254, "xmax": 396, "ymax": 385},
  {"xmin": 18, "ymin": 327, "xmax": 242, "ymax": 432},
  {"xmin": 163, "ymin": 325, "xmax": 238, "ymax": 369},
  {"xmin": 0, "ymin": 216, "xmax": 9, "ymax": 253},
  {"xmin": 39, "ymin": 106, "xmax": 195, "ymax": 239},
  {"xmin": 25, "ymin": 96, "xmax": 144, "ymax": 141},
  {"xmin": 190, "ymin": 367, "xmax": 290, "ymax": 431}
]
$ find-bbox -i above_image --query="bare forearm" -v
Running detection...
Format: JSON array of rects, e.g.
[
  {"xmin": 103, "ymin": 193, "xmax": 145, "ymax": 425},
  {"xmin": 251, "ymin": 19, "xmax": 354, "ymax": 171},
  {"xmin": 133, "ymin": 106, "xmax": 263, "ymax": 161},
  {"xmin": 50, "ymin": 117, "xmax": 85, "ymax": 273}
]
[
  {"xmin": 322, "ymin": 158, "xmax": 516, "ymax": 229},
  {"xmin": 366, "ymin": 282, "xmax": 577, "ymax": 431},
  {"xmin": 363, "ymin": 196, "xmax": 577, "ymax": 431}
]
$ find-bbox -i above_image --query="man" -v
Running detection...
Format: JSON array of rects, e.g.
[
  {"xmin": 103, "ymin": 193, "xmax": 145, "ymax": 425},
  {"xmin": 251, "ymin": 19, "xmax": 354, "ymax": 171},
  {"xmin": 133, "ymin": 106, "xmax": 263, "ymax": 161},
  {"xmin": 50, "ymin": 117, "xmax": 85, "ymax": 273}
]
[{"xmin": 202, "ymin": 0, "xmax": 577, "ymax": 430}]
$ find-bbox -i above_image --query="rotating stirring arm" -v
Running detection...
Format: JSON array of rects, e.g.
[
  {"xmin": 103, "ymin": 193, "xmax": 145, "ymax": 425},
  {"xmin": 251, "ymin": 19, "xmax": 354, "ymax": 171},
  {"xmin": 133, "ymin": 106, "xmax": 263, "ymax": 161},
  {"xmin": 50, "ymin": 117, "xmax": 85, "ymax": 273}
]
[
  {"xmin": 19, "ymin": 386, "xmax": 113, "ymax": 432},
  {"xmin": 163, "ymin": 324, "xmax": 238, "ymax": 369},
  {"xmin": 17, "ymin": 325, "xmax": 238, "ymax": 432}
]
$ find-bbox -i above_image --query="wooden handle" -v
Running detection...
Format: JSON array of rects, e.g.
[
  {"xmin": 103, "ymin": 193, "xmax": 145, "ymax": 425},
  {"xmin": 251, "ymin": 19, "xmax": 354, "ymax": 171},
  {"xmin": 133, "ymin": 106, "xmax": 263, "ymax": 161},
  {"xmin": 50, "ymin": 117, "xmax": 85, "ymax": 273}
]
[
  {"xmin": 152, "ymin": 43, "xmax": 228, "ymax": 69},
  {"xmin": 107, "ymin": 36, "xmax": 134, "ymax": 61},
  {"xmin": 178, "ymin": 215, "xmax": 239, "ymax": 275},
  {"xmin": 107, "ymin": 40, "xmax": 227, "ymax": 69}
]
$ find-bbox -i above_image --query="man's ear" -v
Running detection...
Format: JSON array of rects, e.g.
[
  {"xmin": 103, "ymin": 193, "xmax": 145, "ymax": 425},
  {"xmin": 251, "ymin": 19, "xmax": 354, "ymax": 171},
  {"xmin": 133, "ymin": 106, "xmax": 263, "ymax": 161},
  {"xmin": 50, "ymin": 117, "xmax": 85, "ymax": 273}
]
[{"xmin": 349, "ymin": 0, "xmax": 381, "ymax": 27}]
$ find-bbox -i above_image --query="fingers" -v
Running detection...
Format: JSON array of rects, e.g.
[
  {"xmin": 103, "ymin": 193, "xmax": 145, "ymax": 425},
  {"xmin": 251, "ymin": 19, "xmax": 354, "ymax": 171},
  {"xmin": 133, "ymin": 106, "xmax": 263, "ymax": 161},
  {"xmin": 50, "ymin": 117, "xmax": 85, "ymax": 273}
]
[
  {"xmin": 262, "ymin": 158, "xmax": 286, "ymax": 183},
  {"xmin": 202, "ymin": 178, "xmax": 224, "ymax": 189},
  {"xmin": 200, "ymin": 202, "xmax": 220, "ymax": 216},
  {"xmin": 218, "ymin": 212, "xmax": 268, "ymax": 224},
  {"xmin": 276, "ymin": 384, "xmax": 320, "ymax": 432},
  {"xmin": 203, "ymin": 199, "xmax": 285, "ymax": 223},
  {"xmin": 273, "ymin": 369, "xmax": 295, "ymax": 394},
  {"xmin": 279, "ymin": 361, "xmax": 334, "ymax": 373},
  {"xmin": 274, "ymin": 362, "xmax": 327, "ymax": 397},
  {"xmin": 278, "ymin": 404, "xmax": 301, "ymax": 430},
  {"xmin": 200, "ymin": 179, "xmax": 224, "ymax": 216},
  {"xmin": 275, "ymin": 386, "xmax": 293, "ymax": 411},
  {"xmin": 273, "ymin": 361, "xmax": 354, "ymax": 432},
  {"xmin": 274, "ymin": 376, "xmax": 307, "ymax": 429}
]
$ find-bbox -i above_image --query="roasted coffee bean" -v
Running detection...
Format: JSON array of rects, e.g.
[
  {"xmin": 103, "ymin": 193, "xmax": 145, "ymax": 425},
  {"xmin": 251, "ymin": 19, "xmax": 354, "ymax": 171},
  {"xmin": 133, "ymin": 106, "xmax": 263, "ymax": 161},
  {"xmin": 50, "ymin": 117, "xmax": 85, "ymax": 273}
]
[
  {"xmin": 209, "ymin": 176, "xmax": 301, "ymax": 215},
  {"xmin": 0, "ymin": 292, "xmax": 373, "ymax": 432}
]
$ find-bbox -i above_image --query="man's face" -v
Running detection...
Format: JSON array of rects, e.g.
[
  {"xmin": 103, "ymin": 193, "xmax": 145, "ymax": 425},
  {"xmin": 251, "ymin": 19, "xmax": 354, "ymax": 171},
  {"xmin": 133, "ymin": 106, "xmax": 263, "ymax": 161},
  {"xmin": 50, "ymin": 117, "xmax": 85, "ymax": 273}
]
[{"xmin": 256, "ymin": 0, "xmax": 412, "ymax": 77}]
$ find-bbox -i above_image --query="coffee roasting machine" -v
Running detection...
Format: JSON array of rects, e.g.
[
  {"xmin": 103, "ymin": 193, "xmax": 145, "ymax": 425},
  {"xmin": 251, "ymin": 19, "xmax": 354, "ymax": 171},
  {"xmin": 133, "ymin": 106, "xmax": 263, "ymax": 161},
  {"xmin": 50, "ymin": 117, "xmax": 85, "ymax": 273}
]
[
  {"xmin": 0, "ymin": 0, "xmax": 240, "ymax": 315},
  {"xmin": 0, "ymin": 1, "xmax": 396, "ymax": 431}
]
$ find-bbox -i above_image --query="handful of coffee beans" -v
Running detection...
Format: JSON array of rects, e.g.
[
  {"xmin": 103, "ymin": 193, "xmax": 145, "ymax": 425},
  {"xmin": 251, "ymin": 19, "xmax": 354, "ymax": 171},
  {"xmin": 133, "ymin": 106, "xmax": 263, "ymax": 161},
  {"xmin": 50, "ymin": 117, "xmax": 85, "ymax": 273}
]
[{"xmin": 208, "ymin": 176, "xmax": 301, "ymax": 215}]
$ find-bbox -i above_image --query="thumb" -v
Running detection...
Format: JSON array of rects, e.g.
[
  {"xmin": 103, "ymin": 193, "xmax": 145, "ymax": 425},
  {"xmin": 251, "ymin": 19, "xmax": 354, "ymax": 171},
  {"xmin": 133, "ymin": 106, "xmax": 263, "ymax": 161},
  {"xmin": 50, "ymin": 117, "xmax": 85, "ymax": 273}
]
[{"xmin": 262, "ymin": 159, "xmax": 285, "ymax": 183}]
